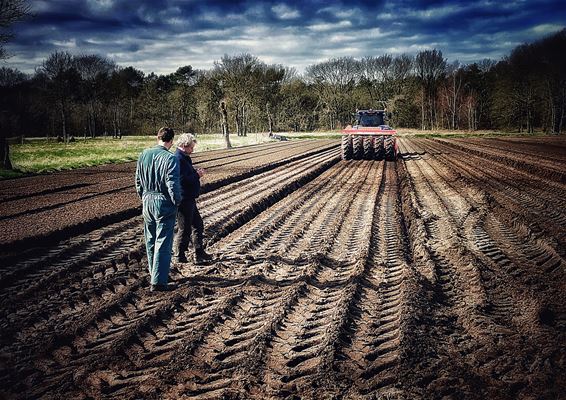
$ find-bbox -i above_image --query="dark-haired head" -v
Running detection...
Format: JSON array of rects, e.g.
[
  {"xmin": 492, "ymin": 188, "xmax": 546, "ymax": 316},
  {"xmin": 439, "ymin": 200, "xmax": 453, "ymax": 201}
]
[{"xmin": 157, "ymin": 127, "xmax": 175, "ymax": 143}]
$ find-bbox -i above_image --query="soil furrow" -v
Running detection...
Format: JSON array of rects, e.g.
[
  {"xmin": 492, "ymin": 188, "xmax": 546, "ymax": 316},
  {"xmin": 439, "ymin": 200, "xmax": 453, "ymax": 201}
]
[{"xmin": 420, "ymin": 139, "xmax": 566, "ymax": 254}]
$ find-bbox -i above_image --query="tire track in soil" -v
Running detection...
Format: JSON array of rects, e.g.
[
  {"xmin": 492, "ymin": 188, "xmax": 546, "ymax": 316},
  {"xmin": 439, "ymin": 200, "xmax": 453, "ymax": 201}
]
[
  {"xmin": 0, "ymin": 142, "xmax": 337, "ymax": 268},
  {"xmin": 2, "ymin": 137, "xmax": 565, "ymax": 399},
  {"xmin": 256, "ymin": 161, "xmax": 387, "ymax": 398},
  {"xmin": 0, "ymin": 217, "xmax": 143, "ymax": 305},
  {"xmin": 213, "ymin": 158, "xmax": 355, "ymax": 264},
  {"xmin": 138, "ymin": 161, "xmax": 384, "ymax": 399},
  {"xmin": 0, "ymin": 147, "xmax": 340, "ymax": 381},
  {"xmin": 0, "ymin": 147, "xmax": 337, "ymax": 303},
  {"xmin": 27, "ymin": 286, "xmax": 245, "ymax": 400},
  {"xmin": 421, "ymin": 137, "xmax": 566, "ymax": 298},
  {"xmin": 0, "ymin": 140, "xmax": 338, "ymax": 250},
  {"xmin": 334, "ymin": 161, "xmax": 412, "ymax": 398},
  {"xmin": 420, "ymin": 138, "xmax": 566, "ymax": 255},
  {"xmin": 436, "ymin": 138, "xmax": 565, "ymax": 183},
  {"xmin": 399, "ymin": 138, "xmax": 566, "ymax": 399},
  {"xmin": 410, "ymin": 145, "xmax": 542, "ymax": 332},
  {"xmin": 398, "ymin": 152, "xmax": 501, "ymax": 398},
  {"xmin": 85, "ymin": 161, "xmax": 379, "ymax": 399},
  {"xmin": 200, "ymin": 147, "xmax": 339, "ymax": 245}
]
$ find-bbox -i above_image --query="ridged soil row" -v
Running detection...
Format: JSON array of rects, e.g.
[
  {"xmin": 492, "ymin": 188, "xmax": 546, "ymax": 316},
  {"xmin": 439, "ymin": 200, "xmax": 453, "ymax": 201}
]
[
  {"xmin": 419, "ymin": 138, "xmax": 566, "ymax": 255},
  {"xmin": 0, "ymin": 217, "xmax": 143, "ymax": 308},
  {"xmin": 211, "ymin": 160, "xmax": 357, "ymax": 266},
  {"xmin": 200, "ymin": 147, "xmax": 340, "ymax": 245},
  {"xmin": 0, "ymin": 178, "xmax": 134, "ymax": 220},
  {"xmin": 142, "ymin": 161, "xmax": 382, "ymax": 399},
  {"xmin": 0, "ymin": 146, "xmax": 338, "ymax": 311},
  {"xmin": 436, "ymin": 138, "xmax": 566, "ymax": 183},
  {"xmin": 397, "ymin": 153, "xmax": 501, "ymax": 398},
  {"xmin": 397, "ymin": 137, "xmax": 426, "ymax": 159},
  {"xmin": 401, "ymin": 142, "xmax": 565, "ymax": 398},
  {"xmin": 410, "ymin": 145, "xmax": 545, "ymax": 334},
  {"xmin": 154, "ymin": 163, "xmax": 377, "ymax": 398},
  {"xmin": 0, "ymin": 141, "xmax": 338, "ymax": 251},
  {"xmin": 20, "ymin": 284, "xmax": 244, "ymax": 400},
  {"xmin": 451, "ymin": 137, "xmax": 566, "ymax": 164},
  {"xmin": 280, "ymin": 161, "xmax": 375, "ymax": 261},
  {"xmin": 194, "ymin": 140, "xmax": 329, "ymax": 170},
  {"xmin": 438, "ymin": 141, "xmax": 566, "ymax": 224},
  {"xmin": 194, "ymin": 140, "xmax": 339, "ymax": 195},
  {"xmin": 488, "ymin": 136, "xmax": 566, "ymax": 159},
  {"xmin": 190, "ymin": 140, "xmax": 301, "ymax": 166},
  {"xmin": 334, "ymin": 161, "xmax": 414, "ymax": 398},
  {"xmin": 256, "ymin": 161, "xmax": 387, "ymax": 398},
  {"xmin": 0, "ymin": 148, "xmax": 341, "ymax": 390},
  {"xmin": 416, "ymin": 140, "xmax": 566, "ymax": 341},
  {"xmin": 426, "ymin": 145, "xmax": 566, "ymax": 396}
]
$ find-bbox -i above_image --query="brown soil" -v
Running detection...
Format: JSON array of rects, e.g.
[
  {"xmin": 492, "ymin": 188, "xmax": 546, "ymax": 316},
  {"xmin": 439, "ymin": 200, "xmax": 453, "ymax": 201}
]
[
  {"xmin": 0, "ymin": 140, "xmax": 337, "ymax": 251},
  {"xmin": 0, "ymin": 136, "xmax": 564, "ymax": 399}
]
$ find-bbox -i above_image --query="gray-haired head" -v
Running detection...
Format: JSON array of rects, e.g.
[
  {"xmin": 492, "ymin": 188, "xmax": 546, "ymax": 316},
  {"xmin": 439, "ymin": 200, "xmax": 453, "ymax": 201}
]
[{"xmin": 175, "ymin": 132, "xmax": 197, "ymax": 147}]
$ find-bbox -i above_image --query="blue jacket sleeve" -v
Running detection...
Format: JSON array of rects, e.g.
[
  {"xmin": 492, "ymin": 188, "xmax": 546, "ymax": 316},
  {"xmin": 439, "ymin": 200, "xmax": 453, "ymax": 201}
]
[
  {"xmin": 166, "ymin": 156, "xmax": 182, "ymax": 206},
  {"xmin": 135, "ymin": 154, "xmax": 143, "ymax": 199},
  {"xmin": 183, "ymin": 166, "xmax": 200, "ymax": 196}
]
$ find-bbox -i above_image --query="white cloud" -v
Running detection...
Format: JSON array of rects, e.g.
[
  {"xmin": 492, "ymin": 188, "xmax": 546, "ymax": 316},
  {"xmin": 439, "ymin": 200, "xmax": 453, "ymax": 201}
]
[
  {"xmin": 309, "ymin": 20, "xmax": 352, "ymax": 32},
  {"xmin": 272, "ymin": 4, "xmax": 300, "ymax": 20},
  {"xmin": 51, "ymin": 39, "xmax": 77, "ymax": 48},
  {"xmin": 531, "ymin": 23, "xmax": 565, "ymax": 34},
  {"xmin": 318, "ymin": 6, "xmax": 357, "ymax": 19},
  {"xmin": 408, "ymin": 5, "xmax": 463, "ymax": 19},
  {"xmin": 87, "ymin": 0, "xmax": 114, "ymax": 10}
]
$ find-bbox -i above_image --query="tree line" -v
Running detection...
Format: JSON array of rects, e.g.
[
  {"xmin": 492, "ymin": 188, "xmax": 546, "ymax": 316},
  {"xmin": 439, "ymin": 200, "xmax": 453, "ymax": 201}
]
[{"xmin": 0, "ymin": 28, "xmax": 565, "ymax": 165}]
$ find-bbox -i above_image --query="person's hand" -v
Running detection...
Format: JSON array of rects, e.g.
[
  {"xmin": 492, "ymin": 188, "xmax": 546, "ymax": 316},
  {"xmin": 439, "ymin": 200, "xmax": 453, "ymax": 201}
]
[{"xmin": 197, "ymin": 168, "xmax": 205, "ymax": 177}]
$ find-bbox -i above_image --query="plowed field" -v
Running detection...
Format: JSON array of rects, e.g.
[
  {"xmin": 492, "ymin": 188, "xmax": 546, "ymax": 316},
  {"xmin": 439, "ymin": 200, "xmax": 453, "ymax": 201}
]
[{"xmin": 0, "ymin": 137, "xmax": 564, "ymax": 399}]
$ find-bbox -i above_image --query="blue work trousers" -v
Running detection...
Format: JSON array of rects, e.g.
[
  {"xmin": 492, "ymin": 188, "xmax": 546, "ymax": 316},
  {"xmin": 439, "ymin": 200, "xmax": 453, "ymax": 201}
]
[{"xmin": 142, "ymin": 193, "xmax": 177, "ymax": 285}]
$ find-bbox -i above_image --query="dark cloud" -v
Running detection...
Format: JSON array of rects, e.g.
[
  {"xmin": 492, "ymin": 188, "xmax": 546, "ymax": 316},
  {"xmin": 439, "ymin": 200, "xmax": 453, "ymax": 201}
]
[{"xmin": 4, "ymin": 0, "xmax": 565, "ymax": 74}]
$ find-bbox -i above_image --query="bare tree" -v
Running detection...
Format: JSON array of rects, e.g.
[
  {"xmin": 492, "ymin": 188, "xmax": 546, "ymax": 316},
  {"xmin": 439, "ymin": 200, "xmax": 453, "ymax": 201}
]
[
  {"xmin": 392, "ymin": 54, "xmax": 413, "ymax": 95},
  {"xmin": 305, "ymin": 57, "xmax": 359, "ymax": 129},
  {"xmin": 39, "ymin": 51, "xmax": 79, "ymax": 142},
  {"xmin": 75, "ymin": 54, "xmax": 116, "ymax": 138},
  {"xmin": 440, "ymin": 61, "xmax": 464, "ymax": 130},
  {"xmin": 215, "ymin": 53, "xmax": 261, "ymax": 136},
  {"xmin": 359, "ymin": 55, "xmax": 394, "ymax": 107},
  {"xmin": 170, "ymin": 65, "xmax": 197, "ymax": 130},
  {"xmin": 219, "ymin": 100, "xmax": 231, "ymax": 148},
  {"xmin": 415, "ymin": 49, "xmax": 447, "ymax": 129}
]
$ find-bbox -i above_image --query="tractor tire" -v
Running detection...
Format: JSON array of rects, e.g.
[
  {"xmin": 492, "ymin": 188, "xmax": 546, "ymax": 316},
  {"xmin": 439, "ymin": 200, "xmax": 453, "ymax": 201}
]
[
  {"xmin": 384, "ymin": 136, "xmax": 396, "ymax": 161},
  {"xmin": 374, "ymin": 136, "xmax": 385, "ymax": 160},
  {"xmin": 363, "ymin": 136, "xmax": 374, "ymax": 160},
  {"xmin": 352, "ymin": 135, "xmax": 363, "ymax": 160},
  {"xmin": 341, "ymin": 135, "xmax": 353, "ymax": 160}
]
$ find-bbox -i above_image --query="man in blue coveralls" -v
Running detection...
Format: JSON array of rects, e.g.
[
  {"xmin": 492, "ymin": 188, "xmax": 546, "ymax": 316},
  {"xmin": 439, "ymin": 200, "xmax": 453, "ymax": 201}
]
[{"xmin": 135, "ymin": 127, "xmax": 182, "ymax": 292}]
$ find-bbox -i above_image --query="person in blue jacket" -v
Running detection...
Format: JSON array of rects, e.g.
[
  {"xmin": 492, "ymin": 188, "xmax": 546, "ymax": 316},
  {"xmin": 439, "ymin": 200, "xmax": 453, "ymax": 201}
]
[
  {"xmin": 172, "ymin": 133, "xmax": 213, "ymax": 265},
  {"xmin": 135, "ymin": 127, "xmax": 181, "ymax": 291}
]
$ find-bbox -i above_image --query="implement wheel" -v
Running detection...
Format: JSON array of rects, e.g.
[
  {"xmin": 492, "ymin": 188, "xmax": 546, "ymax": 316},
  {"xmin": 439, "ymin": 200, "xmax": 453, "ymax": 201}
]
[
  {"xmin": 363, "ymin": 136, "xmax": 374, "ymax": 160},
  {"xmin": 384, "ymin": 136, "xmax": 396, "ymax": 161},
  {"xmin": 352, "ymin": 135, "xmax": 363, "ymax": 160},
  {"xmin": 341, "ymin": 135, "xmax": 353, "ymax": 160},
  {"xmin": 374, "ymin": 136, "xmax": 385, "ymax": 160}
]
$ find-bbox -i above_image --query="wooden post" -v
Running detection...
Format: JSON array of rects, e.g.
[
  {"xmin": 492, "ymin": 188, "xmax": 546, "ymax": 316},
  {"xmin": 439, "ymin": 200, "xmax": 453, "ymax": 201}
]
[{"xmin": 220, "ymin": 101, "xmax": 231, "ymax": 149}]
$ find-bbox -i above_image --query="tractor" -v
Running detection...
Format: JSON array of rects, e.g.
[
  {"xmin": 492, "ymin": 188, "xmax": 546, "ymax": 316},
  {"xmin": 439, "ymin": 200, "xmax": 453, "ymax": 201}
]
[{"xmin": 341, "ymin": 109, "xmax": 398, "ymax": 161}]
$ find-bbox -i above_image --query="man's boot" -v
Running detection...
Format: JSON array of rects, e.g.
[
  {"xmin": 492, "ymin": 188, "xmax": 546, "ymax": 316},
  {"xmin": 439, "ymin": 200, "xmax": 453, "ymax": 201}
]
[
  {"xmin": 194, "ymin": 248, "xmax": 213, "ymax": 265},
  {"xmin": 172, "ymin": 250, "xmax": 189, "ymax": 263}
]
